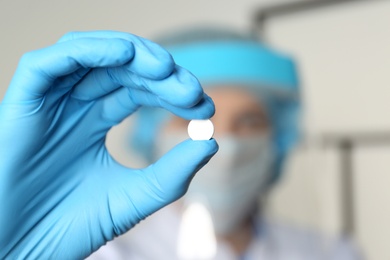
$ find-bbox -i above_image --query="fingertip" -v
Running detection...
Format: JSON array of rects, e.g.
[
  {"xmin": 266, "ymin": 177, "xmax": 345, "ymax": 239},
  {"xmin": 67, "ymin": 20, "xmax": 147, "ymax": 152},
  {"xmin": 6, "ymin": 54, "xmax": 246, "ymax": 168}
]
[
  {"xmin": 57, "ymin": 31, "xmax": 78, "ymax": 43},
  {"xmin": 181, "ymin": 138, "xmax": 219, "ymax": 160},
  {"xmin": 185, "ymin": 93, "xmax": 216, "ymax": 119},
  {"xmin": 147, "ymin": 43, "xmax": 175, "ymax": 79},
  {"xmin": 112, "ymin": 39, "xmax": 135, "ymax": 65},
  {"xmin": 177, "ymin": 139, "xmax": 219, "ymax": 174},
  {"xmin": 200, "ymin": 138, "xmax": 219, "ymax": 158},
  {"xmin": 172, "ymin": 67, "xmax": 204, "ymax": 108},
  {"xmin": 129, "ymin": 39, "xmax": 175, "ymax": 80},
  {"xmin": 145, "ymin": 138, "xmax": 219, "ymax": 206},
  {"xmin": 202, "ymin": 94, "xmax": 216, "ymax": 118},
  {"xmin": 202, "ymin": 138, "xmax": 219, "ymax": 155},
  {"xmin": 161, "ymin": 93, "xmax": 215, "ymax": 121}
]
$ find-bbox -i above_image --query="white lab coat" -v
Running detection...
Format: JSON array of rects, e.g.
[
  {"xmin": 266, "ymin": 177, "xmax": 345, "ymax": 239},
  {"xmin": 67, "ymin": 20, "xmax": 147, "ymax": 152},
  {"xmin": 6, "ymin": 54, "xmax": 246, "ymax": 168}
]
[{"xmin": 88, "ymin": 204, "xmax": 362, "ymax": 260}]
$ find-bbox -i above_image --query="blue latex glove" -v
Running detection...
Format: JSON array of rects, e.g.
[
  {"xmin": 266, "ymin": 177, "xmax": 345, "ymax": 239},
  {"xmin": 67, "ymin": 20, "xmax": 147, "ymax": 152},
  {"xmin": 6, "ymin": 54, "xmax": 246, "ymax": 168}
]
[{"xmin": 0, "ymin": 31, "xmax": 218, "ymax": 259}]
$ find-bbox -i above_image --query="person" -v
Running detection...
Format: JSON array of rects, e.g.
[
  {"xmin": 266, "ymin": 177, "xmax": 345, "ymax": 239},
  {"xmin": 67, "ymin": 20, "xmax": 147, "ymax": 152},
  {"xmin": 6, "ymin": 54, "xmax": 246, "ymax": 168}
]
[
  {"xmin": 0, "ymin": 31, "xmax": 218, "ymax": 259},
  {"xmin": 89, "ymin": 27, "xmax": 363, "ymax": 259}
]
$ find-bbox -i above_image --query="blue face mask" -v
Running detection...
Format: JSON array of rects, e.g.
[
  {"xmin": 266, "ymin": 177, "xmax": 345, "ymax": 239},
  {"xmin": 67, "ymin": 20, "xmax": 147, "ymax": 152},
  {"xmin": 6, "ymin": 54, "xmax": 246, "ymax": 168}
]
[{"xmin": 155, "ymin": 132, "xmax": 275, "ymax": 235}]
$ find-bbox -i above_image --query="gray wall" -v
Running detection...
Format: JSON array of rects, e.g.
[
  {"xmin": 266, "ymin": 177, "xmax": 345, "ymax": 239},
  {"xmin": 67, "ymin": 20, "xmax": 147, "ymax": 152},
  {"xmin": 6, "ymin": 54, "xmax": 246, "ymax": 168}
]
[{"xmin": 264, "ymin": 2, "xmax": 390, "ymax": 259}]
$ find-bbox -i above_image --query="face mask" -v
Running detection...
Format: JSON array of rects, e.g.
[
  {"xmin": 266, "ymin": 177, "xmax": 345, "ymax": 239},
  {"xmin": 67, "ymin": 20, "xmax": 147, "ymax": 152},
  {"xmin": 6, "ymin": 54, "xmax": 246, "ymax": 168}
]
[{"xmin": 154, "ymin": 132, "xmax": 275, "ymax": 235}]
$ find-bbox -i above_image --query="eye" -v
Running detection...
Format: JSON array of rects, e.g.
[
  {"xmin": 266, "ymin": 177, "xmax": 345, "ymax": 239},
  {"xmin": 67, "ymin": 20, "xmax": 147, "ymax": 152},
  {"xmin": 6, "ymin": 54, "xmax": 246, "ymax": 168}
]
[{"xmin": 234, "ymin": 111, "xmax": 270, "ymax": 136}]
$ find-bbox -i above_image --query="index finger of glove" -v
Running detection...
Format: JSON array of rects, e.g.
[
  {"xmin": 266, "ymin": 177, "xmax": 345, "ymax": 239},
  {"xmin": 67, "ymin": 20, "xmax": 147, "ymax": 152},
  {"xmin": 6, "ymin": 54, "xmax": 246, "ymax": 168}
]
[
  {"xmin": 3, "ymin": 37, "xmax": 135, "ymax": 103},
  {"xmin": 58, "ymin": 31, "xmax": 175, "ymax": 80}
]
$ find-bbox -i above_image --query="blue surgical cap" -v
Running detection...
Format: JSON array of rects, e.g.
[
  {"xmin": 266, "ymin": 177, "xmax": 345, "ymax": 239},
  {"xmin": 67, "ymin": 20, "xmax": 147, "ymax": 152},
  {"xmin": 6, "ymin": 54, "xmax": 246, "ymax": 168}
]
[{"xmin": 131, "ymin": 29, "xmax": 300, "ymax": 183}]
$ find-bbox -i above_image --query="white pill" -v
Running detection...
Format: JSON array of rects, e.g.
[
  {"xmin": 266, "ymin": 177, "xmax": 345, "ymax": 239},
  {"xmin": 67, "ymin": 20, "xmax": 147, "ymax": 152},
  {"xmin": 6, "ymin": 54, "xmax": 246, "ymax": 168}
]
[{"xmin": 187, "ymin": 119, "xmax": 214, "ymax": 140}]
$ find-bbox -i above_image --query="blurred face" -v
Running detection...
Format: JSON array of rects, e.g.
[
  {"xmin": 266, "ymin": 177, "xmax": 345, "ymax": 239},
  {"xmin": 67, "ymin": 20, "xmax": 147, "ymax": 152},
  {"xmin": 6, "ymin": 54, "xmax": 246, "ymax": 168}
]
[
  {"xmin": 156, "ymin": 85, "xmax": 274, "ymax": 235},
  {"xmin": 157, "ymin": 85, "xmax": 275, "ymax": 235},
  {"xmin": 162, "ymin": 85, "xmax": 271, "ymax": 137}
]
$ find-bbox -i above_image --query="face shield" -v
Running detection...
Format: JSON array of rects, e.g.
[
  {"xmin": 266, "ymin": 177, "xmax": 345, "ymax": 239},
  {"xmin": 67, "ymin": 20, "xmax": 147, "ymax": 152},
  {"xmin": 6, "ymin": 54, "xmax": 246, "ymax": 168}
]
[{"xmin": 130, "ymin": 38, "xmax": 300, "ymax": 183}]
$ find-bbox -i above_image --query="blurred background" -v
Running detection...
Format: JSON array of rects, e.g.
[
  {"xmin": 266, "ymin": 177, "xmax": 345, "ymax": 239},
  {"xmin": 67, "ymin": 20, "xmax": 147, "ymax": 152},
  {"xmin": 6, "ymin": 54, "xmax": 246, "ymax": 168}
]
[{"xmin": 1, "ymin": 0, "xmax": 390, "ymax": 259}]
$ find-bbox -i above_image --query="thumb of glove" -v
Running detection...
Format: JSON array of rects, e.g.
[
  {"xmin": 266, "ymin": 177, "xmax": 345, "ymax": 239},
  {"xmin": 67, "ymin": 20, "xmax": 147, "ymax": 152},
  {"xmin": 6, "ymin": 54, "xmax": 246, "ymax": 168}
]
[
  {"xmin": 108, "ymin": 139, "xmax": 218, "ymax": 236},
  {"xmin": 149, "ymin": 139, "xmax": 219, "ymax": 203}
]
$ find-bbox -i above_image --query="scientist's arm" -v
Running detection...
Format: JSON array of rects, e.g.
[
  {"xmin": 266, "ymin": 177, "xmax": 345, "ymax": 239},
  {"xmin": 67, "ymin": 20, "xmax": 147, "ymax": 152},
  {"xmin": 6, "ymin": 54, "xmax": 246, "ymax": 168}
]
[{"xmin": 0, "ymin": 31, "xmax": 218, "ymax": 259}]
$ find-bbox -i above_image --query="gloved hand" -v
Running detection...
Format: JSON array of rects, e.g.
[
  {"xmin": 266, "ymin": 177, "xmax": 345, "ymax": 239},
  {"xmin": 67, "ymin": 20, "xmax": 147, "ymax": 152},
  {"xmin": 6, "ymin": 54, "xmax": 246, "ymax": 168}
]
[{"xmin": 0, "ymin": 31, "xmax": 218, "ymax": 259}]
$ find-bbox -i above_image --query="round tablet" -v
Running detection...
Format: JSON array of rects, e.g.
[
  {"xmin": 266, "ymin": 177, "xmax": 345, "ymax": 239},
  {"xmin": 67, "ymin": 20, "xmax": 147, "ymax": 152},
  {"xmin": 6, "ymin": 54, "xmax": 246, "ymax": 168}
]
[{"xmin": 187, "ymin": 119, "xmax": 214, "ymax": 140}]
